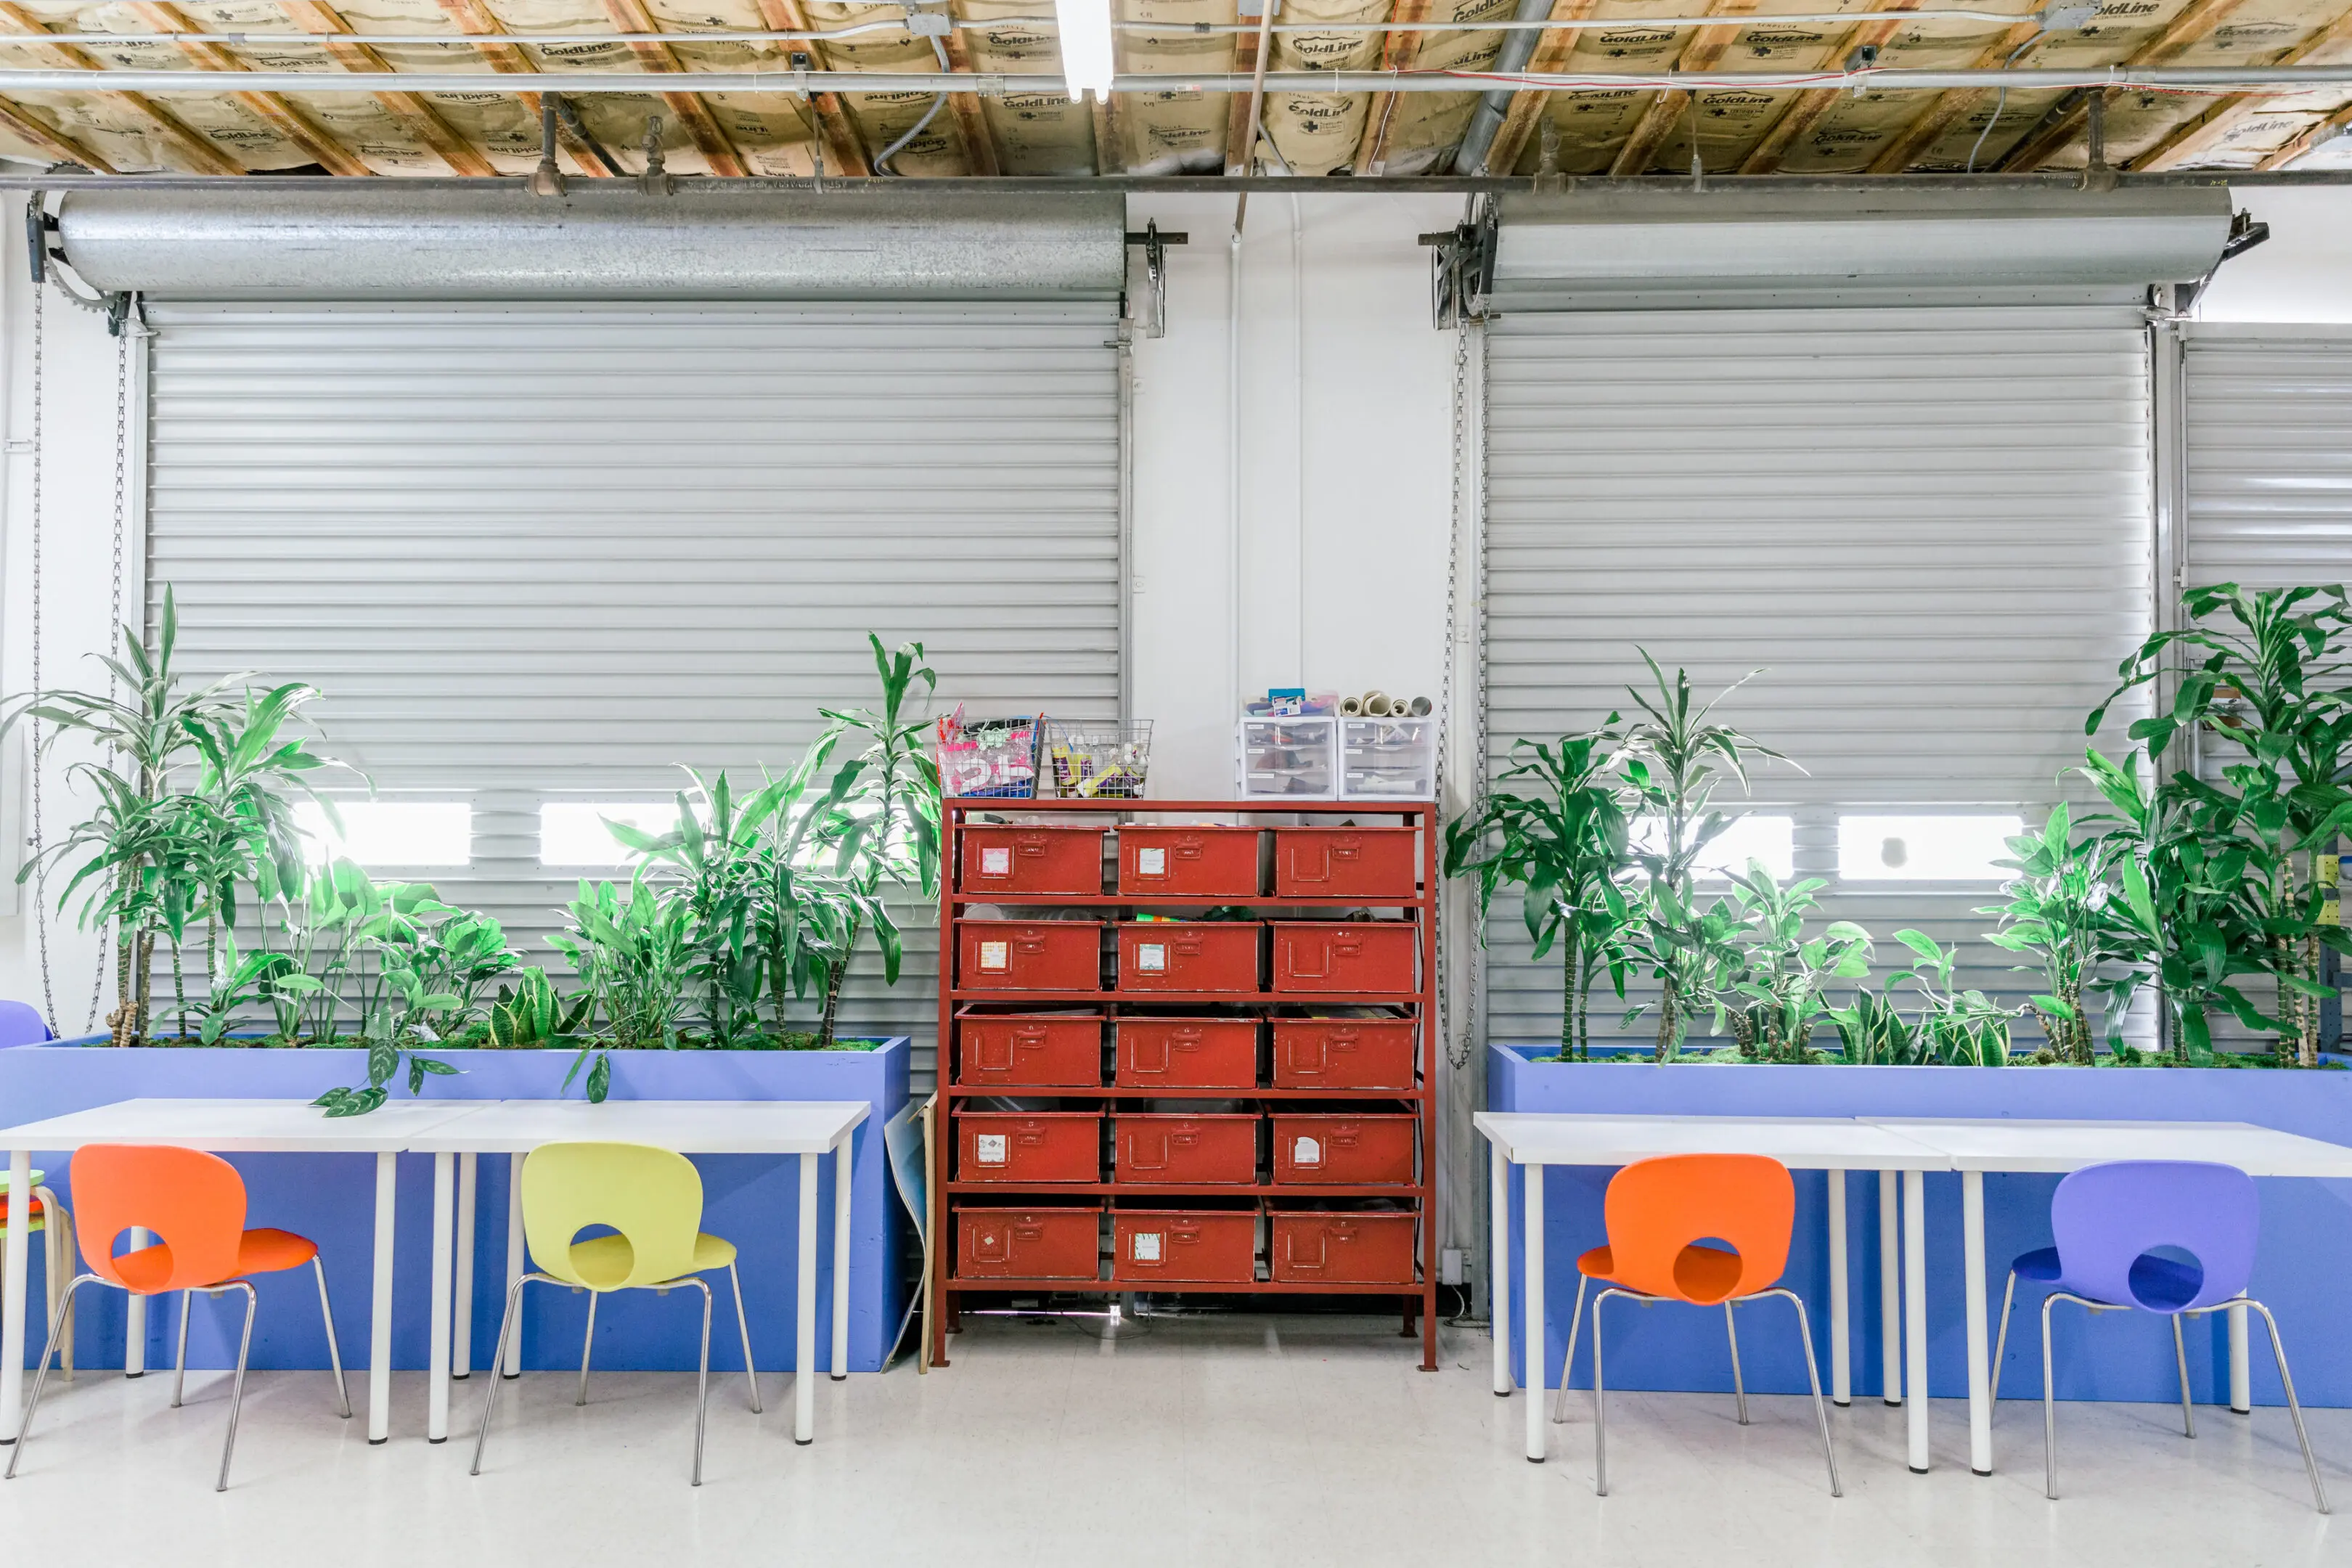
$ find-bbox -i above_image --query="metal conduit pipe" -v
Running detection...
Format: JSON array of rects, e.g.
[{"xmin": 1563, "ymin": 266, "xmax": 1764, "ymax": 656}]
[
  {"xmin": 1452, "ymin": 0, "xmax": 1567, "ymax": 176},
  {"xmin": 16, "ymin": 173, "xmax": 2352, "ymax": 193}
]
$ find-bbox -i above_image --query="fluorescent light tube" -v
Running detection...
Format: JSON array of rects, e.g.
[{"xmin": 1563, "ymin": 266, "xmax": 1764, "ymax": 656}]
[{"xmin": 1055, "ymin": 0, "xmax": 1114, "ymax": 100}]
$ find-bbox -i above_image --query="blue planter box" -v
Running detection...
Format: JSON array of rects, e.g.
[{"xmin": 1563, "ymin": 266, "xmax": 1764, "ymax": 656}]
[
  {"xmin": 1489, "ymin": 1043, "xmax": 2352, "ymax": 1408},
  {"xmin": 0, "ymin": 1038, "xmax": 912, "ymax": 1377}
]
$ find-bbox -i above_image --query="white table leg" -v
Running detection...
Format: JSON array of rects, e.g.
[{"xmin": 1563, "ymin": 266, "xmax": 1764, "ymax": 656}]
[
  {"xmin": 1523, "ymin": 1163, "xmax": 1545, "ymax": 1463},
  {"xmin": 830, "ymin": 1137, "xmax": 852, "ymax": 1380},
  {"xmin": 1963, "ymin": 1170, "xmax": 1990, "ymax": 1476},
  {"xmin": 1828, "ymin": 1167, "xmax": 1850, "ymax": 1407},
  {"xmin": 428, "ymin": 1151, "xmax": 453, "ymax": 1443},
  {"xmin": 369, "ymin": 1151, "xmax": 396, "ymax": 1444},
  {"xmin": 2229, "ymin": 1303, "xmax": 2251, "ymax": 1413},
  {"xmin": 1879, "ymin": 1171, "xmax": 1901, "ymax": 1406},
  {"xmin": 454, "ymin": 1153, "xmax": 476, "ymax": 1380},
  {"xmin": 1490, "ymin": 1141, "xmax": 1511, "ymax": 1397},
  {"xmin": 1903, "ymin": 1169, "xmax": 1930, "ymax": 1473},
  {"xmin": 1, "ymin": 1147, "xmax": 28, "ymax": 1440},
  {"xmin": 796, "ymin": 1151, "xmax": 818, "ymax": 1445},
  {"xmin": 125, "ymin": 1228, "xmax": 149, "ymax": 1376},
  {"xmin": 502, "ymin": 1153, "xmax": 525, "ymax": 1378}
]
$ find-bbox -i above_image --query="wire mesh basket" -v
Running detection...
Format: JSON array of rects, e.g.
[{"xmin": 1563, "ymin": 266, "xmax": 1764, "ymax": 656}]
[
  {"xmin": 933, "ymin": 715, "xmax": 1043, "ymax": 799},
  {"xmin": 1042, "ymin": 719, "xmax": 1153, "ymax": 799}
]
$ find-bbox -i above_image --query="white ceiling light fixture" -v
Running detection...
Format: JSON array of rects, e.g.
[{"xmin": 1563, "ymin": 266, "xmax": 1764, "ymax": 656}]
[{"xmin": 1055, "ymin": 0, "xmax": 1115, "ymax": 101}]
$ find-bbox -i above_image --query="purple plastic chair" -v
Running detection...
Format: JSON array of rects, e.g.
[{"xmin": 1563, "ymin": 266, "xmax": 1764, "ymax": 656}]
[
  {"xmin": 1990, "ymin": 1159, "xmax": 2325, "ymax": 1511},
  {"xmin": 0, "ymin": 1001, "xmax": 52, "ymax": 1048}
]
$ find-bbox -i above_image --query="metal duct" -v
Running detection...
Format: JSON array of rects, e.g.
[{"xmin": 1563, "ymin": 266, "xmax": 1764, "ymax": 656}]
[
  {"xmin": 1485, "ymin": 186, "xmax": 2235, "ymax": 310},
  {"xmin": 55, "ymin": 184, "xmax": 1129, "ymax": 301}
]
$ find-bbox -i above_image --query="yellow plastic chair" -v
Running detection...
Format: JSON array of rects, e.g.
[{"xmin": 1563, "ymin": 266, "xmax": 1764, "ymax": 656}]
[
  {"xmin": 471, "ymin": 1142, "xmax": 760, "ymax": 1486},
  {"xmin": 0, "ymin": 1170, "xmax": 75, "ymax": 1379}
]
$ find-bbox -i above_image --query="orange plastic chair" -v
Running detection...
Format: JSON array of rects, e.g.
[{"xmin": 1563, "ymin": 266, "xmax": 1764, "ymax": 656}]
[
  {"xmin": 4, "ymin": 1145, "xmax": 351, "ymax": 1492},
  {"xmin": 1555, "ymin": 1153, "xmax": 1840, "ymax": 1498}
]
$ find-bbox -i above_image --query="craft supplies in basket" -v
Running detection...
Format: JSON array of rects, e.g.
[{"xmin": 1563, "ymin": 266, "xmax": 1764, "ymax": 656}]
[
  {"xmin": 934, "ymin": 709, "xmax": 1042, "ymax": 799},
  {"xmin": 1044, "ymin": 719, "xmax": 1153, "ymax": 799}
]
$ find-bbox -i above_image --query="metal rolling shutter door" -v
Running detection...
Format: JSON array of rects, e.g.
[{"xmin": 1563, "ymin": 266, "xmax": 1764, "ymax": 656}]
[
  {"xmin": 144, "ymin": 299, "xmax": 1124, "ymax": 1085},
  {"xmin": 1482, "ymin": 304, "xmax": 2155, "ymax": 1051},
  {"xmin": 2183, "ymin": 326, "xmax": 2352, "ymax": 592}
]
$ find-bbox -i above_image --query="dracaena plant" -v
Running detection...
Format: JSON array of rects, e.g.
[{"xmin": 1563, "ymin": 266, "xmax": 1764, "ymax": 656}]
[
  {"xmin": 1, "ymin": 587, "xmax": 345, "ymax": 1045},
  {"xmin": 2092, "ymin": 584, "xmax": 2352, "ymax": 1066},
  {"xmin": 1978, "ymin": 804, "xmax": 2116, "ymax": 1065},
  {"xmin": 550, "ymin": 875, "xmax": 695, "ymax": 1103},
  {"xmin": 1615, "ymin": 651, "xmax": 1793, "ymax": 1061},
  {"xmin": 1445, "ymin": 728, "xmax": 1636, "ymax": 1062},
  {"xmin": 1710, "ymin": 861, "xmax": 1872, "ymax": 1063}
]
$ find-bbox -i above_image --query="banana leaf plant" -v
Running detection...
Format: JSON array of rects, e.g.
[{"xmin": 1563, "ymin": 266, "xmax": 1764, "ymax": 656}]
[
  {"xmin": 1614, "ymin": 650, "xmax": 1793, "ymax": 1060},
  {"xmin": 2091, "ymin": 584, "xmax": 2352, "ymax": 1065},
  {"xmin": 1445, "ymin": 728, "xmax": 1636, "ymax": 1062},
  {"xmin": 1978, "ymin": 804, "xmax": 2116, "ymax": 1064}
]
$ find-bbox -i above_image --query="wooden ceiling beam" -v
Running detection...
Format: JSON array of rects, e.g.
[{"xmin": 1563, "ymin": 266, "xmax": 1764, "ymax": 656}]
[
  {"xmin": 1475, "ymin": 0, "xmax": 1604, "ymax": 176},
  {"xmin": 751, "ymin": 0, "xmax": 871, "ymax": 175},
  {"xmin": 432, "ymin": 0, "xmax": 610, "ymax": 174},
  {"xmin": 937, "ymin": 23, "xmax": 1001, "ymax": 176},
  {"xmin": 596, "ymin": 0, "xmax": 746, "ymax": 176},
  {"xmin": 2000, "ymin": 0, "xmax": 2257, "ymax": 170},
  {"xmin": 1739, "ymin": 0, "xmax": 1922, "ymax": 174},
  {"xmin": 275, "ymin": 0, "xmax": 497, "ymax": 175},
  {"xmin": 1225, "ymin": 3, "xmax": 1273, "ymax": 175},
  {"xmin": 1352, "ymin": 0, "xmax": 1434, "ymax": 175},
  {"xmin": 1863, "ymin": 18, "xmax": 2040, "ymax": 173},
  {"xmin": 2135, "ymin": 8, "xmax": 2352, "ymax": 169},
  {"xmin": 0, "ymin": 94, "xmax": 114, "ymax": 171},
  {"xmin": 0, "ymin": 2, "xmax": 243, "ymax": 174},
  {"xmin": 2258, "ymin": 96, "xmax": 2352, "ymax": 166},
  {"xmin": 1607, "ymin": 0, "xmax": 1760, "ymax": 176},
  {"xmin": 126, "ymin": 0, "xmax": 373, "ymax": 174}
]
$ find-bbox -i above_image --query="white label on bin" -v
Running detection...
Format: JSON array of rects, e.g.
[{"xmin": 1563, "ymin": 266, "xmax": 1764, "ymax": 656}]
[
  {"xmin": 980, "ymin": 846, "xmax": 1012, "ymax": 877},
  {"xmin": 1137, "ymin": 943, "xmax": 1167, "ymax": 973},
  {"xmin": 1137, "ymin": 846, "xmax": 1167, "ymax": 876},
  {"xmin": 1132, "ymin": 1231, "xmax": 1164, "ymax": 1262},
  {"xmin": 975, "ymin": 1134, "xmax": 1009, "ymax": 1165},
  {"xmin": 979, "ymin": 941, "xmax": 1010, "ymax": 972},
  {"xmin": 1292, "ymin": 1135, "xmax": 1323, "ymax": 1168}
]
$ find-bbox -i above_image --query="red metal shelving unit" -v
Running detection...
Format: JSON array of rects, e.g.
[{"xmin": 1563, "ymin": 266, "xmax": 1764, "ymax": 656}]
[{"xmin": 931, "ymin": 797, "xmax": 1440, "ymax": 1371}]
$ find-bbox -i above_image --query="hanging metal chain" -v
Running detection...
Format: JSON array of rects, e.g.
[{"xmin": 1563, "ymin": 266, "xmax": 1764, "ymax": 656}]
[
  {"xmin": 83, "ymin": 303, "xmax": 135, "ymax": 1035},
  {"xmin": 28, "ymin": 253, "xmax": 56, "ymax": 1035},
  {"xmin": 1442, "ymin": 312, "xmax": 1477, "ymax": 1071}
]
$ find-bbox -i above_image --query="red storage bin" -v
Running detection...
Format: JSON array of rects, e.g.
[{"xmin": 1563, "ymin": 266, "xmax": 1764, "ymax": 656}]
[
  {"xmin": 957, "ymin": 1207, "xmax": 1102, "ymax": 1280},
  {"xmin": 1115, "ymin": 1114, "xmax": 1259, "ymax": 1185},
  {"xmin": 1272, "ymin": 1114, "xmax": 1417, "ymax": 1185},
  {"xmin": 1270, "ymin": 1212, "xmax": 1418, "ymax": 1284},
  {"xmin": 958, "ymin": 1112, "xmax": 1101, "ymax": 1183},
  {"xmin": 1272, "ymin": 1017, "xmax": 1417, "ymax": 1090},
  {"xmin": 1273, "ymin": 828, "xmax": 1419, "ymax": 900},
  {"xmin": 1113, "ymin": 1210, "xmax": 1258, "ymax": 1284},
  {"xmin": 1270, "ymin": 922, "xmax": 1417, "ymax": 995},
  {"xmin": 1116, "ymin": 1018, "xmax": 1259, "ymax": 1089},
  {"xmin": 958, "ymin": 1014, "xmax": 1103, "ymax": 1088},
  {"xmin": 1117, "ymin": 921, "xmax": 1261, "ymax": 993},
  {"xmin": 960, "ymin": 825, "xmax": 1106, "ymax": 896},
  {"xmin": 959, "ymin": 921, "xmax": 1102, "ymax": 992},
  {"xmin": 1119, "ymin": 826, "xmax": 1262, "ymax": 898}
]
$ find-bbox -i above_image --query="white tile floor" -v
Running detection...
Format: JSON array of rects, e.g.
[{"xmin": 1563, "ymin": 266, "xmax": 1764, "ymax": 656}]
[{"xmin": 1, "ymin": 1312, "xmax": 2343, "ymax": 1567}]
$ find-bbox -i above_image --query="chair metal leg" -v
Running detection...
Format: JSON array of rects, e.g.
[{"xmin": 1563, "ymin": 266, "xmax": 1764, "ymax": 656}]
[
  {"xmin": 2242, "ymin": 1299, "xmax": 2329, "ymax": 1515},
  {"xmin": 1757, "ymin": 1288, "xmax": 1841, "ymax": 1497},
  {"xmin": 473, "ymin": 1273, "xmax": 542, "ymax": 1477},
  {"xmin": 576, "ymin": 1291, "xmax": 598, "ymax": 1406},
  {"xmin": 1990, "ymin": 1269, "xmax": 2018, "ymax": 1405},
  {"xmin": 1726, "ymin": 1300, "xmax": 1749, "ymax": 1426},
  {"xmin": 313, "ymin": 1257, "xmax": 352, "ymax": 1419},
  {"xmin": 2042, "ymin": 1291, "xmax": 2064, "ymax": 1500},
  {"xmin": 5, "ymin": 1274, "xmax": 99, "ymax": 1480},
  {"xmin": 1593, "ymin": 1288, "xmax": 1628, "ymax": 1498},
  {"xmin": 54, "ymin": 1207, "xmax": 75, "ymax": 1378},
  {"xmin": 1551, "ymin": 1273, "xmax": 1589, "ymax": 1424},
  {"xmin": 2170, "ymin": 1313, "xmax": 2195, "ymax": 1440},
  {"xmin": 171, "ymin": 1290, "xmax": 194, "ymax": 1408},
  {"xmin": 213, "ymin": 1283, "xmax": 258, "ymax": 1493},
  {"xmin": 685, "ymin": 1277, "xmax": 714, "ymax": 1487},
  {"xmin": 727, "ymin": 1262, "xmax": 762, "ymax": 1415}
]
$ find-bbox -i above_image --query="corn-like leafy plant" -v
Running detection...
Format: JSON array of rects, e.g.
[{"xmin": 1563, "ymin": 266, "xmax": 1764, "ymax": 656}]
[
  {"xmin": 1978, "ymin": 804, "xmax": 2116, "ymax": 1064},
  {"xmin": 1710, "ymin": 862, "xmax": 1871, "ymax": 1062}
]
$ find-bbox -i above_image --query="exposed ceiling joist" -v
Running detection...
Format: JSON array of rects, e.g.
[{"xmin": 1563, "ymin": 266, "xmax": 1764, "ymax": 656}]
[
  {"xmin": 0, "ymin": 1, "xmax": 243, "ymax": 175},
  {"xmin": 1352, "ymin": 0, "xmax": 1434, "ymax": 174},
  {"xmin": 595, "ymin": 0, "xmax": 746, "ymax": 176},
  {"xmin": 937, "ymin": 25, "xmax": 1002, "ymax": 176},
  {"xmin": 749, "ymin": 0, "xmax": 872, "ymax": 177},
  {"xmin": 277, "ymin": 0, "xmax": 499, "ymax": 176},
  {"xmin": 126, "ymin": 0, "xmax": 373, "ymax": 176},
  {"xmin": 1865, "ymin": 17, "xmax": 2042, "ymax": 174},
  {"xmin": 0, "ymin": 91, "xmax": 109, "ymax": 170},
  {"xmin": 2001, "ymin": 0, "xmax": 2258, "ymax": 171},
  {"xmin": 1741, "ymin": 0, "xmax": 1924, "ymax": 174},
  {"xmin": 432, "ymin": 0, "xmax": 610, "ymax": 176},
  {"xmin": 2134, "ymin": 7, "xmax": 2352, "ymax": 170},
  {"xmin": 1475, "ymin": 0, "xmax": 1604, "ymax": 177},
  {"xmin": 1609, "ymin": 0, "xmax": 1762, "ymax": 176}
]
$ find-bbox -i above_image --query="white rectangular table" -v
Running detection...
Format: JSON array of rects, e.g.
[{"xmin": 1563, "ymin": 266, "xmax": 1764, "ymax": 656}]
[
  {"xmin": 406, "ymin": 1099, "xmax": 869, "ymax": 1447},
  {"xmin": 1474, "ymin": 1111, "xmax": 1953, "ymax": 1466},
  {"xmin": 1866, "ymin": 1117, "xmax": 2352, "ymax": 1479},
  {"xmin": 0, "ymin": 1098, "xmax": 491, "ymax": 1445}
]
